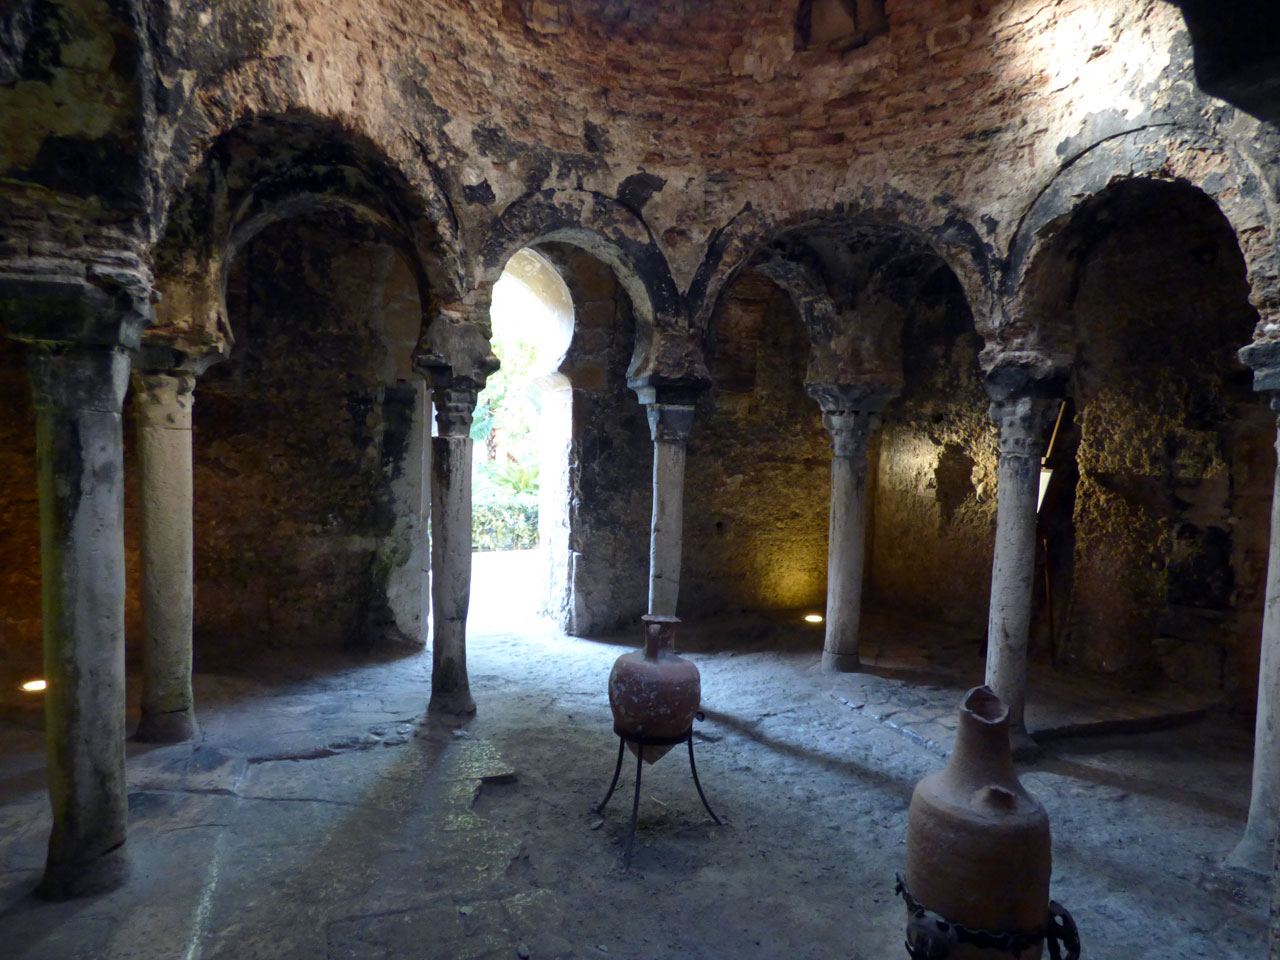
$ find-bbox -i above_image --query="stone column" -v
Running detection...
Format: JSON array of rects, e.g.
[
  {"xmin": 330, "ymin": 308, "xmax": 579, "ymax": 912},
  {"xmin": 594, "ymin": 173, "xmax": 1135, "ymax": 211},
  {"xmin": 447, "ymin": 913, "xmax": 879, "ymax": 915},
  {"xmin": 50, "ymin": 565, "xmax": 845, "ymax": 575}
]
[
  {"xmin": 1234, "ymin": 340, "xmax": 1280, "ymax": 875},
  {"xmin": 27, "ymin": 342, "xmax": 133, "ymax": 897},
  {"xmin": 818, "ymin": 408, "xmax": 880, "ymax": 672},
  {"xmin": 1231, "ymin": 399, "xmax": 1280, "ymax": 873},
  {"xmin": 1271, "ymin": 839, "xmax": 1279, "ymax": 960},
  {"xmin": 645, "ymin": 402, "xmax": 695, "ymax": 616},
  {"xmin": 131, "ymin": 367, "xmax": 200, "ymax": 742},
  {"xmin": 985, "ymin": 390, "xmax": 1060, "ymax": 755},
  {"xmin": 429, "ymin": 383, "xmax": 478, "ymax": 715}
]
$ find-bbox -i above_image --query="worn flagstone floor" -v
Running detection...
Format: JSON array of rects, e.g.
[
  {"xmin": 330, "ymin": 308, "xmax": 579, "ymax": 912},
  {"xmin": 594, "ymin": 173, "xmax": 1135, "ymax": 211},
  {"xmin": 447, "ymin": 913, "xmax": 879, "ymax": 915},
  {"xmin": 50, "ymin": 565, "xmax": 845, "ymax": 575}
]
[{"xmin": 0, "ymin": 550, "xmax": 1270, "ymax": 959}]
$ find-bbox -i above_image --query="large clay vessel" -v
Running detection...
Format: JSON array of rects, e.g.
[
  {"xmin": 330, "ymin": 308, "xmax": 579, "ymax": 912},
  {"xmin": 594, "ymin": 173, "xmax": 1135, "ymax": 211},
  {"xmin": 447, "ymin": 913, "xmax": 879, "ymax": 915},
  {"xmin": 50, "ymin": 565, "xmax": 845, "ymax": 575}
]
[
  {"xmin": 608, "ymin": 615, "xmax": 701, "ymax": 764},
  {"xmin": 904, "ymin": 685, "xmax": 1052, "ymax": 959}
]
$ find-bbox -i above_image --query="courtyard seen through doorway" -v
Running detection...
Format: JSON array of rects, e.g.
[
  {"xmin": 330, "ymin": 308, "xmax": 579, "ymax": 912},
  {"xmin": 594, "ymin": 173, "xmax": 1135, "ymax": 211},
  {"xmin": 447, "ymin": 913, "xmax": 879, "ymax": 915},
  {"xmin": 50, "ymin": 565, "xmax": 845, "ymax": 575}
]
[{"xmin": 468, "ymin": 249, "xmax": 575, "ymax": 635}]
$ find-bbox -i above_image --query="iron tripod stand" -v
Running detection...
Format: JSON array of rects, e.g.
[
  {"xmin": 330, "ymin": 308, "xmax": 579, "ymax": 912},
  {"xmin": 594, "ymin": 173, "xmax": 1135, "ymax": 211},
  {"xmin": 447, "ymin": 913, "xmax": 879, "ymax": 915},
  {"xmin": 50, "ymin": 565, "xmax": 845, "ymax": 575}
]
[{"xmin": 593, "ymin": 712, "xmax": 722, "ymax": 867}]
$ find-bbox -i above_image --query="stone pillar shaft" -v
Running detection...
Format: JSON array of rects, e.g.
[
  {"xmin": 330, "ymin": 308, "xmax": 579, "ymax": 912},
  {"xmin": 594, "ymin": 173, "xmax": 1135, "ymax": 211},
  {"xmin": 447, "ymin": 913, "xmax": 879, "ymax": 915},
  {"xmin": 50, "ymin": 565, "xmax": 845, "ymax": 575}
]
[
  {"xmin": 985, "ymin": 394, "xmax": 1057, "ymax": 739},
  {"xmin": 430, "ymin": 385, "xmax": 477, "ymax": 715},
  {"xmin": 646, "ymin": 403, "xmax": 694, "ymax": 616},
  {"xmin": 133, "ymin": 371, "xmax": 199, "ymax": 743},
  {"xmin": 1233, "ymin": 409, "xmax": 1280, "ymax": 873},
  {"xmin": 1271, "ymin": 839, "xmax": 1279, "ymax": 960},
  {"xmin": 821, "ymin": 409, "xmax": 878, "ymax": 673},
  {"xmin": 28, "ymin": 343, "xmax": 132, "ymax": 897}
]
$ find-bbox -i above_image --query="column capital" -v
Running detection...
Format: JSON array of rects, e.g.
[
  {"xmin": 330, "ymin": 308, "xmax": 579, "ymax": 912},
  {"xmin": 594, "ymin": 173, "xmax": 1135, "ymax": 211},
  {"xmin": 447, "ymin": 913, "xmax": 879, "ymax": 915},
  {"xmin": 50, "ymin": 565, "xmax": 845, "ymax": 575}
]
[
  {"xmin": 822, "ymin": 410, "xmax": 879, "ymax": 458},
  {"xmin": 131, "ymin": 370, "xmax": 195, "ymax": 430},
  {"xmin": 433, "ymin": 382, "xmax": 479, "ymax": 437},
  {"xmin": 646, "ymin": 402, "xmax": 695, "ymax": 443},
  {"xmin": 807, "ymin": 382, "xmax": 896, "ymax": 458},
  {"xmin": 988, "ymin": 394, "xmax": 1061, "ymax": 458}
]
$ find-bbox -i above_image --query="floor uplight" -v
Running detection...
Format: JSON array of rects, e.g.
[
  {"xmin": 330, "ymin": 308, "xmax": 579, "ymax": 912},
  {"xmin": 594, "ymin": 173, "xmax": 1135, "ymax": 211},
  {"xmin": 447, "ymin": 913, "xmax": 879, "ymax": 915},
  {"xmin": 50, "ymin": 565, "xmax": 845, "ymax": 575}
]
[
  {"xmin": 804, "ymin": 614, "xmax": 824, "ymax": 624},
  {"xmin": 20, "ymin": 679, "xmax": 46, "ymax": 692}
]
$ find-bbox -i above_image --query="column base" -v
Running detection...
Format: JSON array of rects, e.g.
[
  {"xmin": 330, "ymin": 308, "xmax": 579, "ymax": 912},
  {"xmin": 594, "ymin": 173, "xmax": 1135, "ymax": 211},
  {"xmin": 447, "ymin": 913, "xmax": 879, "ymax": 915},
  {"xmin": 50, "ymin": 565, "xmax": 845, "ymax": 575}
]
[
  {"xmin": 133, "ymin": 709, "xmax": 199, "ymax": 744},
  {"xmin": 38, "ymin": 843, "xmax": 128, "ymax": 900},
  {"xmin": 428, "ymin": 689, "xmax": 477, "ymax": 718},
  {"xmin": 1227, "ymin": 825, "xmax": 1277, "ymax": 876},
  {"xmin": 1008, "ymin": 724, "xmax": 1042, "ymax": 762},
  {"xmin": 821, "ymin": 651, "xmax": 862, "ymax": 674}
]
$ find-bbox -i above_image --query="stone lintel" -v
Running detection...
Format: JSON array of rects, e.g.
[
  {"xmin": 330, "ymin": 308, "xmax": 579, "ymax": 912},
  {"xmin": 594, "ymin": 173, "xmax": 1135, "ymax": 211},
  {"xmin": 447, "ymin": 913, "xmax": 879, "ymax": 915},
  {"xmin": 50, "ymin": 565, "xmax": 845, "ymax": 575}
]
[
  {"xmin": 25, "ymin": 342, "xmax": 132, "ymax": 415},
  {"xmin": 626, "ymin": 327, "xmax": 712, "ymax": 394},
  {"xmin": 1239, "ymin": 338, "xmax": 1280, "ymax": 393},
  {"xmin": 134, "ymin": 328, "xmax": 229, "ymax": 376},
  {"xmin": 1, "ymin": 272, "xmax": 151, "ymax": 351},
  {"xmin": 629, "ymin": 376, "xmax": 707, "ymax": 409},
  {"xmin": 805, "ymin": 380, "xmax": 898, "ymax": 416},
  {"xmin": 413, "ymin": 315, "xmax": 499, "ymax": 390},
  {"xmin": 645, "ymin": 401, "xmax": 695, "ymax": 443},
  {"xmin": 981, "ymin": 350, "xmax": 1067, "ymax": 403}
]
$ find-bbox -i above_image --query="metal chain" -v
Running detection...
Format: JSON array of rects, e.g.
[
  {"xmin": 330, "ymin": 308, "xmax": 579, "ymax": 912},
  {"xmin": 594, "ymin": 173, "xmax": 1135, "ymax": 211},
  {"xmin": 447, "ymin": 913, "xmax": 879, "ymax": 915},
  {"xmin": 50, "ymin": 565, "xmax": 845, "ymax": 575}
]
[{"xmin": 895, "ymin": 875, "xmax": 1080, "ymax": 960}]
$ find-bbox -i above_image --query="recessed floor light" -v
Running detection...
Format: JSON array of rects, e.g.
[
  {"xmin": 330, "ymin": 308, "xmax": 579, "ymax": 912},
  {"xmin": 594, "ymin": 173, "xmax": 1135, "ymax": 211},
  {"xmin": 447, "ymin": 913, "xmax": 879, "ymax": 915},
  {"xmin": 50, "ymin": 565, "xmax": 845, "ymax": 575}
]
[
  {"xmin": 804, "ymin": 614, "xmax": 824, "ymax": 624},
  {"xmin": 20, "ymin": 679, "xmax": 46, "ymax": 692}
]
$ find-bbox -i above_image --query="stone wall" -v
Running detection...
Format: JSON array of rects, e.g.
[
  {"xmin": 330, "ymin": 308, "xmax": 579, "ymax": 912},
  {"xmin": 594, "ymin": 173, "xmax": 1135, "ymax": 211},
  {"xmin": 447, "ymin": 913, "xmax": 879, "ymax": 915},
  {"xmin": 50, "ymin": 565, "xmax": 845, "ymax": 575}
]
[
  {"xmin": 869, "ymin": 275, "xmax": 995, "ymax": 634},
  {"xmin": 192, "ymin": 212, "xmax": 425, "ymax": 651},
  {"xmin": 1059, "ymin": 181, "xmax": 1270, "ymax": 709},
  {"xmin": 682, "ymin": 271, "xmax": 831, "ymax": 616}
]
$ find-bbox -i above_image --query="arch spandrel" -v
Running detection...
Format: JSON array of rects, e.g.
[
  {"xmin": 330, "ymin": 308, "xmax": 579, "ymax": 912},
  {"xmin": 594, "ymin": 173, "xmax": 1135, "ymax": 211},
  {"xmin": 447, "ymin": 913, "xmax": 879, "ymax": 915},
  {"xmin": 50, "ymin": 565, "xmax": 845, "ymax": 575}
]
[
  {"xmin": 152, "ymin": 109, "xmax": 462, "ymax": 360},
  {"xmin": 1003, "ymin": 126, "xmax": 1280, "ymax": 363},
  {"xmin": 479, "ymin": 188, "xmax": 709, "ymax": 391},
  {"xmin": 716, "ymin": 212, "xmax": 985, "ymax": 404},
  {"xmin": 688, "ymin": 197, "xmax": 997, "ymax": 342}
]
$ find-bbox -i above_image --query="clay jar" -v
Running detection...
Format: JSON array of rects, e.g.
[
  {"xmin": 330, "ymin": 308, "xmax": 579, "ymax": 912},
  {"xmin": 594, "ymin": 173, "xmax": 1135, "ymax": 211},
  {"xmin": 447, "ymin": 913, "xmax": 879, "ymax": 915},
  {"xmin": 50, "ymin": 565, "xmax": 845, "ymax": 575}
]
[
  {"xmin": 905, "ymin": 685, "xmax": 1052, "ymax": 959},
  {"xmin": 608, "ymin": 615, "xmax": 701, "ymax": 764}
]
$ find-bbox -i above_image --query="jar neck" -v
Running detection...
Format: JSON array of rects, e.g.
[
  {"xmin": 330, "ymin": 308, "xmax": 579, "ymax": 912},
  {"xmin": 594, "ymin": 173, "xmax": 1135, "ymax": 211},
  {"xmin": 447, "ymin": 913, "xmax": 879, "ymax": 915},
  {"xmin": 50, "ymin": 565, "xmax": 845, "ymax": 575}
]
[
  {"xmin": 947, "ymin": 686, "xmax": 1018, "ymax": 791},
  {"xmin": 642, "ymin": 615, "xmax": 680, "ymax": 659}
]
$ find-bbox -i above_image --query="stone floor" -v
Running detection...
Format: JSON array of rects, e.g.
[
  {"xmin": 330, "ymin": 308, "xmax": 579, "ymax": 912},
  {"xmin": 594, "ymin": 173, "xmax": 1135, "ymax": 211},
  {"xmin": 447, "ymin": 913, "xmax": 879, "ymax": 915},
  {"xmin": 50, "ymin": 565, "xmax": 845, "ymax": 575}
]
[{"xmin": 0, "ymin": 550, "xmax": 1272, "ymax": 959}]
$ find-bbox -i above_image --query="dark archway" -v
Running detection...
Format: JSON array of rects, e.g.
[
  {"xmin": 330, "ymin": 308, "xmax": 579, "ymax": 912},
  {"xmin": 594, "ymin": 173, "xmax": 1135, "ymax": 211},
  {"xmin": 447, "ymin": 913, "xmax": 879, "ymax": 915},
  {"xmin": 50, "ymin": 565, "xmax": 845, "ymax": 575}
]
[
  {"xmin": 193, "ymin": 209, "xmax": 427, "ymax": 651},
  {"xmin": 1023, "ymin": 178, "xmax": 1268, "ymax": 707}
]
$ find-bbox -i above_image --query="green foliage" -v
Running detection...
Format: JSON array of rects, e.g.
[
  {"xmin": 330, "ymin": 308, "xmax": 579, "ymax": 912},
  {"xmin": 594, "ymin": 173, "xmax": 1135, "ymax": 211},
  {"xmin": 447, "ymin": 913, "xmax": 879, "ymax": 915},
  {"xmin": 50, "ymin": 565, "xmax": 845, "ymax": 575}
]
[
  {"xmin": 471, "ymin": 279, "xmax": 547, "ymax": 550},
  {"xmin": 473, "ymin": 499, "xmax": 539, "ymax": 552},
  {"xmin": 471, "ymin": 325, "xmax": 542, "ymax": 462}
]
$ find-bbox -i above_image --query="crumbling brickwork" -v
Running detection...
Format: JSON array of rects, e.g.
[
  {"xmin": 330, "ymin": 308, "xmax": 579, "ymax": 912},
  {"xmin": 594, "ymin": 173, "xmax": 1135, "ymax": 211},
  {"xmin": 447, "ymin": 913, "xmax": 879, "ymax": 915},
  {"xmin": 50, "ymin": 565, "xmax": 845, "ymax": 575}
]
[{"xmin": 2, "ymin": 0, "xmax": 1279, "ymax": 714}]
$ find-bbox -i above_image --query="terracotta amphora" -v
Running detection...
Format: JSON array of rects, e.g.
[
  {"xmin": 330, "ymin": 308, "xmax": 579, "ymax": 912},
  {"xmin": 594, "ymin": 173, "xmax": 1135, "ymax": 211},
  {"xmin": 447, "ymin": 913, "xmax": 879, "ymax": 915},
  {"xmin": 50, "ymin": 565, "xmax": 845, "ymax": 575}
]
[
  {"xmin": 608, "ymin": 615, "xmax": 701, "ymax": 764},
  {"xmin": 904, "ymin": 685, "xmax": 1052, "ymax": 959}
]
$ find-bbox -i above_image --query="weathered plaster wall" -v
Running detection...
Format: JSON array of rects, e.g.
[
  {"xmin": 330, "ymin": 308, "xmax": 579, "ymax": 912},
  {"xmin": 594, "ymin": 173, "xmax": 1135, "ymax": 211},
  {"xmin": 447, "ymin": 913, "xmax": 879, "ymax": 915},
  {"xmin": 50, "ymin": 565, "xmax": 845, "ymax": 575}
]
[
  {"xmin": 537, "ymin": 243, "xmax": 651, "ymax": 636},
  {"xmin": 1, "ymin": 0, "xmax": 150, "ymax": 212},
  {"xmin": 134, "ymin": 0, "xmax": 1278, "ymax": 322},
  {"xmin": 869, "ymin": 277, "xmax": 995, "ymax": 633},
  {"xmin": 682, "ymin": 271, "xmax": 831, "ymax": 616},
  {"xmin": 1061, "ymin": 182, "xmax": 1270, "ymax": 709},
  {"xmin": 1, "ymin": 0, "xmax": 1278, "ymax": 701},
  {"xmin": 192, "ymin": 212, "xmax": 425, "ymax": 651}
]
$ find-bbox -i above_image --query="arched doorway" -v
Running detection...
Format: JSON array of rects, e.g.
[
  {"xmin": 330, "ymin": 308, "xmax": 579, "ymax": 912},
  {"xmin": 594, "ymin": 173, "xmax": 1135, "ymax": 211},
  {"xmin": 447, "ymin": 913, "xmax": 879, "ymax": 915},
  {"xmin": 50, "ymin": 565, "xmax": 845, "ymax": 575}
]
[{"xmin": 470, "ymin": 248, "xmax": 574, "ymax": 632}]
